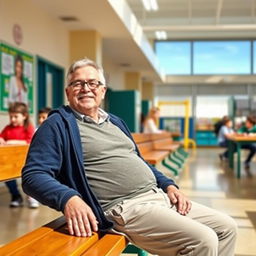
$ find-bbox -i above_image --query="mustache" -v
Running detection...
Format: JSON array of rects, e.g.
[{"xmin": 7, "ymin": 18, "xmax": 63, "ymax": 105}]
[{"xmin": 77, "ymin": 93, "xmax": 94, "ymax": 100}]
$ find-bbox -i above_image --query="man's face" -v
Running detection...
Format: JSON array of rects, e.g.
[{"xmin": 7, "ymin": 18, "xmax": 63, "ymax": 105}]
[{"xmin": 66, "ymin": 66, "xmax": 106, "ymax": 115}]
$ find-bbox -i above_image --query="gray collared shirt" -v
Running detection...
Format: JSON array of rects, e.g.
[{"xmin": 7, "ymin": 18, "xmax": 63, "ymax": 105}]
[{"xmin": 69, "ymin": 106, "xmax": 109, "ymax": 124}]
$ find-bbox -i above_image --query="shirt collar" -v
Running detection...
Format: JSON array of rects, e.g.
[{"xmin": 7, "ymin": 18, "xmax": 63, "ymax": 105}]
[{"xmin": 70, "ymin": 106, "xmax": 109, "ymax": 124}]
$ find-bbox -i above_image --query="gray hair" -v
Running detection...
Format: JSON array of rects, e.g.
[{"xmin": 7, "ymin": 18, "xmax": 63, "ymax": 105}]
[{"xmin": 66, "ymin": 58, "xmax": 106, "ymax": 86}]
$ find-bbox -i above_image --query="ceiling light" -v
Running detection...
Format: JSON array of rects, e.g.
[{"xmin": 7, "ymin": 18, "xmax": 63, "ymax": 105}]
[
  {"xmin": 141, "ymin": 0, "xmax": 158, "ymax": 11},
  {"xmin": 150, "ymin": 0, "xmax": 158, "ymax": 11},
  {"xmin": 155, "ymin": 31, "xmax": 167, "ymax": 40}
]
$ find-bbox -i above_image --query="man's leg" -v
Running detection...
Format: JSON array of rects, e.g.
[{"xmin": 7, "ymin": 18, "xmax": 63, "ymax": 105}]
[
  {"xmin": 105, "ymin": 188, "xmax": 237, "ymax": 256},
  {"xmin": 186, "ymin": 201, "xmax": 237, "ymax": 256}
]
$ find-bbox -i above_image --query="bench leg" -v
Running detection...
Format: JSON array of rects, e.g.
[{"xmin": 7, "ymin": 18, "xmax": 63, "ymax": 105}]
[
  {"xmin": 168, "ymin": 153, "xmax": 182, "ymax": 168},
  {"xmin": 178, "ymin": 147, "xmax": 189, "ymax": 158},
  {"xmin": 173, "ymin": 151, "xmax": 185, "ymax": 163},
  {"xmin": 123, "ymin": 244, "xmax": 148, "ymax": 256},
  {"xmin": 162, "ymin": 159, "xmax": 179, "ymax": 176}
]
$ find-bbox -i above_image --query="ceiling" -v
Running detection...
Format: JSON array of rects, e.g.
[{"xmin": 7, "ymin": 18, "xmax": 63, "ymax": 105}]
[
  {"xmin": 127, "ymin": 0, "xmax": 256, "ymax": 39},
  {"xmin": 33, "ymin": 0, "xmax": 256, "ymax": 84},
  {"xmin": 34, "ymin": 0, "xmax": 163, "ymax": 82}
]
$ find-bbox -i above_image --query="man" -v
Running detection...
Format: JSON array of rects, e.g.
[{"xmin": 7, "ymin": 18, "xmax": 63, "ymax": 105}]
[
  {"xmin": 22, "ymin": 58, "xmax": 237, "ymax": 256},
  {"xmin": 237, "ymin": 115, "xmax": 256, "ymax": 169}
]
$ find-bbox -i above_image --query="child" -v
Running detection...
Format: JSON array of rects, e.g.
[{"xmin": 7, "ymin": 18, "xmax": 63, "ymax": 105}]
[
  {"xmin": 218, "ymin": 118, "xmax": 234, "ymax": 160},
  {"xmin": 143, "ymin": 107, "xmax": 163, "ymax": 134},
  {"xmin": 0, "ymin": 102, "xmax": 39, "ymax": 208},
  {"xmin": 237, "ymin": 115, "xmax": 256, "ymax": 169},
  {"xmin": 38, "ymin": 107, "xmax": 52, "ymax": 126}
]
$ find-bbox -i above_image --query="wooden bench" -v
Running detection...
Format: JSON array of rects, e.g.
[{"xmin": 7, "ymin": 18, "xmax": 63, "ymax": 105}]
[
  {"xmin": 0, "ymin": 145, "xmax": 148, "ymax": 256},
  {"xmin": 132, "ymin": 133, "xmax": 170, "ymax": 165},
  {"xmin": 0, "ymin": 145, "xmax": 29, "ymax": 181},
  {"xmin": 0, "ymin": 216, "xmax": 128, "ymax": 256},
  {"xmin": 150, "ymin": 133, "xmax": 187, "ymax": 166},
  {"xmin": 132, "ymin": 132, "xmax": 188, "ymax": 176}
]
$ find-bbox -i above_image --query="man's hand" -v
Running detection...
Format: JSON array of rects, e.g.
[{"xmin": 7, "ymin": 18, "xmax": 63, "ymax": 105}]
[
  {"xmin": 166, "ymin": 185, "xmax": 192, "ymax": 215},
  {"xmin": 64, "ymin": 195, "xmax": 98, "ymax": 237}
]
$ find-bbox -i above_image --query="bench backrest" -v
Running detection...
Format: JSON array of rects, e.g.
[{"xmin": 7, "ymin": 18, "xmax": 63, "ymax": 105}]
[
  {"xmin": 132, "ymin": 132, "xmax": 174, "ymax": 153},
  {"xmin": 0, "ymin": 145, "xmax": 29, "ymax": 182}
]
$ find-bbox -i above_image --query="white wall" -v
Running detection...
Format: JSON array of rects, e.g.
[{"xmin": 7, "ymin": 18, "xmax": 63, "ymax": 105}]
[
  {"xmin": 0, "ymin": 0, "xmax": 69, "ymax": 68},
  {"xmin": 0, "ymin": 0, "xmax": 69, "ymax": 129},
  {"xmin": 103, "ymin": 55, "xmax": 125, "ymax": 90}
]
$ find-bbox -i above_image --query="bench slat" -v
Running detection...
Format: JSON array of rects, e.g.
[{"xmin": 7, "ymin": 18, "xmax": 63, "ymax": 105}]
[
  {"xmin": 0, "ymin": 145, "xmax": 29, "ymax": 181},
  {"xmin": 143, "ymin": 150, "xmax": 169, "ymax": 165},
  {"xmin": 0, "ymin": 216, "xmax": 100, "ymax": 256},
  {"xmin": 81, "ymin": 234, "xmax": 127, "ymax": 256}
]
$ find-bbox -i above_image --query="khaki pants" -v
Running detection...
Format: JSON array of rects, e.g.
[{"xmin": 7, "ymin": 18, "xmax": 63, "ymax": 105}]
[{"xmin": 105, "ymin": 188, "xmax": 237, "ymax": 256}]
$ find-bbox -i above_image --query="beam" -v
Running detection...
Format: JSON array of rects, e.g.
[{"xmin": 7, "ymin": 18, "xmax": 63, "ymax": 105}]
[
  {"xmin": 216, "ymin": 0, "xmax": 223, "ymax": 24},
  {"xmin": 143, "ymin": 24, "xmax": 256, "ymax": 31},
  {"xmin": 251, "ymin": 0, "xmax": 256, "ymax": 23},
  {"xmin": 188, "ymin": 0, "xmax": 192, "ymax": 24}
]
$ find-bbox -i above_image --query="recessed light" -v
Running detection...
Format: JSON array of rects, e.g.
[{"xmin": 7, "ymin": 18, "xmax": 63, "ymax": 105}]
[{"xmin": 59, "ymin": 16, "xmax": 79, "ymax": 22}]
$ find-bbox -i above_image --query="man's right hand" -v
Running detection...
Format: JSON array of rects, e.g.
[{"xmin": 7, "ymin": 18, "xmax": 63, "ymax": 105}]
[{"xmin": 64, "ymin": 195, "xmax": 98, "ymax": 237}]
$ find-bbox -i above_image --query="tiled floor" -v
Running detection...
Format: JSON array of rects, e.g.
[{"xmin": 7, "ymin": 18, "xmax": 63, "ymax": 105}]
[{"xmin": 0, "ymin": 147, "xmax": 256, "ymax": 255}]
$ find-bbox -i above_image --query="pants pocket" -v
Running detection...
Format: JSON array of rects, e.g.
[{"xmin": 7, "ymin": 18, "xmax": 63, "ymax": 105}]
[{"xmin": 106, "ymin": 203, "xmax": 127, "ymax": 226}]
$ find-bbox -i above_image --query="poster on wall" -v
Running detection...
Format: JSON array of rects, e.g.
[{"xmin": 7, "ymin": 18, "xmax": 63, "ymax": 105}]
[{"xmin": 0, "ymin": 42, "xmax": 34, "ymax": 113}]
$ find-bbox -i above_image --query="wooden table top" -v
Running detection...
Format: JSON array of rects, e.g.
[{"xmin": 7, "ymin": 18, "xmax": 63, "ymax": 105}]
[{"xmin": 228, "ymin": 135, "xmax": 256, "ymax": 142}]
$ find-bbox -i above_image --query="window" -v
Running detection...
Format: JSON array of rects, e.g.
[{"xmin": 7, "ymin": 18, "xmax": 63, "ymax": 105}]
[
  {"xmin": 155, "ymin": 41, "xmax": 191, "ymax": 75},
  {"xmin": 155, "ymin": 40, "xmax": 252, "ymax": 75},
  {"xmin": 193, "ymin": 41, "xmax": 250, "ymax": 75},
  {"xmin": 253, "ymin": 41, "xmax": 256, "ymax": 74}
]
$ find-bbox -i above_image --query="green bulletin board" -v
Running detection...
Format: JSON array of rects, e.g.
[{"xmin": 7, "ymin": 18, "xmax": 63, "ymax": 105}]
[{"xmin": 0, "ymin": 43, "xmax": 34, "ymax": 112}]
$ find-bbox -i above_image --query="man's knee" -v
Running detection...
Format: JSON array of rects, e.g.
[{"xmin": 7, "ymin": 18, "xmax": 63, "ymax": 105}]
[
  {"xmin": 180, "ymin": 228, "xmax": 218, "ymax": 255},
  {"xmin": 221, "ymin": 215, "xmax": 238, "ymax": 240},
  {"xmin": 198, "ymin": 228, "xmax": 219, "ymax": 251}
]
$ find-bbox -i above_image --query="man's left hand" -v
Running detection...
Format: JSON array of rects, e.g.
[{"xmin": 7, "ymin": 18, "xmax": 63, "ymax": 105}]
[{"xmin": 166, "ymin": 185, "xmax": 192, "ymax": 215}]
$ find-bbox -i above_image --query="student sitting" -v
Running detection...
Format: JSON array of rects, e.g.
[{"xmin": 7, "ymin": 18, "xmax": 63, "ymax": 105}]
[
  {"xmin": 218, "ymin": 118, "xmax": 234, "ymax": 161},
  {"xmin": 237, "ymin": 115, "xmax": 256, "ymax": 169},
  {"xmin": 0, "ymin": 102, "xmax": 39, "ymax": 208}
]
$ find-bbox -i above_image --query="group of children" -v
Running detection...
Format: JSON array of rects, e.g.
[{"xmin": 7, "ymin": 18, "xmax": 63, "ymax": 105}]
[
  {"xmin": 218, "ymin": 115, "xmax": 256, "ymax": 169},
  {"xmin": 0, "ymin": 103, "xmax": 51, "ymax": 208},
  {"xmin": 143, "ymin": 107, "xmax": 256, "ymax": 170}
]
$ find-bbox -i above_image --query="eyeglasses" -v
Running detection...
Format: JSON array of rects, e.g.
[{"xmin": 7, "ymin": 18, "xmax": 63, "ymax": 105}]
[{"xmin": 68, "ymin": 79, "xmax": 104, "ymax": 90}]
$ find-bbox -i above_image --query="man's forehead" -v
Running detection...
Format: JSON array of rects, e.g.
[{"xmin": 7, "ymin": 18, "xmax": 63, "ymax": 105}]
[
  {"xmin": 70, "ymin": 66, "xmax": 98, "ymax": 81},
  {"xmin": 73, "ymin": 66, "xmax": 98, "ymax": 75}
]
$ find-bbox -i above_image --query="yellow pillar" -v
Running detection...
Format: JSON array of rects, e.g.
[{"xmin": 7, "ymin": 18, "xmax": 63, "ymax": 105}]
[
  {"xmin": 142, "ymin": 81, "xmax": 154, "ymax": 101},
  {"xmin": 69, "ymin": 30, "xmax": 102, "ymax": 65},
  {"xmin": 124, "ymin": 72, "xmax": 142, "ymax": 91}
]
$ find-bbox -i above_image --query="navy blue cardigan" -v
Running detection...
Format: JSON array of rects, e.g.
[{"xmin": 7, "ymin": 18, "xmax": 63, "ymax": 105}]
[{"xmin": 22, "ymin": 105, "xmax": 177, "ymax": 231}]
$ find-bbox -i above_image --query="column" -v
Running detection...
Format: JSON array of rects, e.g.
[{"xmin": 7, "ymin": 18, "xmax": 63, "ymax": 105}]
[{"xmin": 69, "ymin": 30, "xmax": 102, "ymax": 66}]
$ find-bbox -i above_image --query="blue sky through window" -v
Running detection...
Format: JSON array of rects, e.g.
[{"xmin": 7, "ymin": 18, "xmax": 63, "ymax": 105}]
[
  {"xmin": 155, "ymin": 40, "xmax": 251, "ymax": 75},
  {"xmin": 155, "ymin": 41, "xmax": 191, "ymax": 75},
  {"xmin": 253, "ymin": 41, "xmax": 256, "ymax": 74},
  {"xmin": 194, "ymin": 41, "xmax": 250, "ymax": 75}
]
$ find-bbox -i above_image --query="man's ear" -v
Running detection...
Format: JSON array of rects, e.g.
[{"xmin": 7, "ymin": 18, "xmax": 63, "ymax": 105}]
[
  {"xmin": 65, "ymin": 87, "xmax": 69, "ymax": 97},
  {"xmin": 101, "ymin": 87, "xmax": 107, "ymax": 99}
]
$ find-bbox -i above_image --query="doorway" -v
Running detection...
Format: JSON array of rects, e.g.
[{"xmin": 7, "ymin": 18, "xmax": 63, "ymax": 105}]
[{"xmin": 37, "ymin": 56, "xmax": 64, "ymax": 114}]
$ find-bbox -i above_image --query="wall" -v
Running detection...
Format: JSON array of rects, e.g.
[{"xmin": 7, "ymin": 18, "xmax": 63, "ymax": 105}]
[
  {"xmin": 0, "ymin": 0, "xmax": 69, "ymax": 130},
  {"xmin": 0, "ymin": 0, "xmax": 69, "ymax": 67},
  {"xmin": 103, "ymin": 55, "xmax": 125, "ymax": 90}
]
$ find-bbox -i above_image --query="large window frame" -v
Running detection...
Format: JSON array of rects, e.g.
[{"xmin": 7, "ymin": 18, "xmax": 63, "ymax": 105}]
[{"xmin": 155, "ymin": 39, "xmax": 256, "ymax": 76}]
